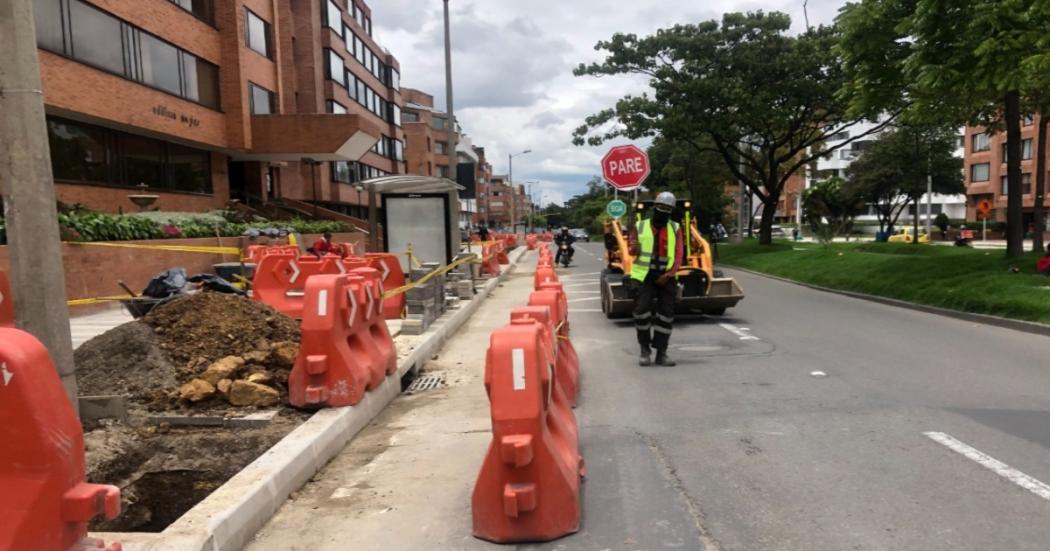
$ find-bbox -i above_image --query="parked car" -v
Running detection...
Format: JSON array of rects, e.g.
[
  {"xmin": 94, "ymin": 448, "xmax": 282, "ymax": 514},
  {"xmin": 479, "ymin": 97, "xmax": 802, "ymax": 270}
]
[
  {"xmin": 570, "ymin": 228, "xmax": 589, "ymax": 241},
  {"xmin": 888, "ymin": 227, "xmax": 930, "ymax": 244},
  {"xmin": 770, "ymin": 225, "xmax": 787, "ymax": 238}
]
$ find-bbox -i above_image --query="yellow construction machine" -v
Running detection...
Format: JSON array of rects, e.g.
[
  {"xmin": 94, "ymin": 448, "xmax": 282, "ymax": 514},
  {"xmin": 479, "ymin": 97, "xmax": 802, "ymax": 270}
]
[{"xmin": 600, "ymin": 199, "xmax": 744, "ymax": 319}]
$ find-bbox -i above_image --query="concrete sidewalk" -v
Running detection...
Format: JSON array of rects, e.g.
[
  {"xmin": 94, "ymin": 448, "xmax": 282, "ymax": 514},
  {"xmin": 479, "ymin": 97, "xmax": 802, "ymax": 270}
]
[{"xmin": 244, "ymin": 253, "xmax": 540, "ymax": 551}]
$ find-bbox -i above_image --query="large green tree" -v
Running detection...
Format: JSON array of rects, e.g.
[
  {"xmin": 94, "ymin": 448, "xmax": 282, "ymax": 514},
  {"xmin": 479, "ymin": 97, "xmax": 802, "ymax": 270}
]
[
  {"xmin": 646, "ymin": 136, "xmax": 733, "ymax": 234},
  {"xmin": 803, "ymin": 176, "xmax": 866, "ymax": 244},
  {"xmin": 845, "ymin": 123, "xmax": 964, "ymax": 238},
  {"xmin": 837, "ymin": 0, "xmax": 1050, "ymax": 257},
  {"xmin": 573, "ymin": 12, "xmax": 892, "ymax": 245}
]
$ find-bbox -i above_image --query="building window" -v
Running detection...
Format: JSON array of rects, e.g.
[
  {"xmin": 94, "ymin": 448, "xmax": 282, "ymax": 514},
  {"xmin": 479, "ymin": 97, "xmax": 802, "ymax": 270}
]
[
  {"xmin": 325, "ymin": 49, "xmax": 345, "ymax": 86},
  {"xmin": 245, "ymin": 9, "xmax": 273, "ymax": 59},
  {"xmin": 390, "ymin": 104, "xmax": 402, "ymax": 126},
  {"xmin": 326, "ymin": 100, "xmax": 347, "ymax": 114},
  {"xmin": 47, "ymin": 116, "xmax": 212, "ymax": 193},
  {"xmin": 402, "ymin": 111, "xmax": 419, "ymax": 123},
  {"xmin": 34, "ymin": 0, "xmax": 221, "ymax": 109},
  {"xmin": 388, "ymin": 68, "xmax": 400, "ymax": 90},
  {"xmin": 827, "ymin": 131, "xmax": 849, "ymax": 142},
  {"xmin": 1002, "ymin": 173, "xmax": 1032, "ymax": 195},
  {"xmin": 69, "ymin": 0, "xmax": 126, "ymax": 75},
  {"xmin": 432, "ymin": 117, "xmax": 446, "ymax": 130},
  {"xmin": 435, "ymin": 141, "xmax": 448, "ymax": 154},
  {"xmin": 324, "ymin": 0, "xmax": 342, "ymax": 34},
  {"xmin": 1024, "ymin": 114, "xmax": 1035, "ymax": 127},
  {"xmin": 970, "ymin": 163, "xmax": 990, "ymax": 182},
  {"xmin": 331, "ymin": 161, "xmax": 352, "ymax": 183},
  {"xmin": 139, "ymin": 32, "xmax": 182, "ymax": 95},
  {"xmin": 1001, "ymin": 139, "xmax": 1033, "ymax": 162},
  {"xmin": 971, "ymin": 133, "xmax": 991, "ymax": 152},
  {"xmin": 438, "ymin": 165, "xmax": 450, "ymax": 178},
  {"xmin": 395, "ymin": 140, "xmax": 404, "ymax": 162},
  {"xmin": 170, "ymin": 0, "xmax": 214, "ymax": 26},
  {"xmin": 249, "ymin": 82, "xmax": 275, "ymax": 114}
]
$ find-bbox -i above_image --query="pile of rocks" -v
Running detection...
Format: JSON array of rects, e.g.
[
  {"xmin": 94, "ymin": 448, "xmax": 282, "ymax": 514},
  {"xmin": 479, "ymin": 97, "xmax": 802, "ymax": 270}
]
[
  {"xmin": 176, "ymin": 341, "xmax": 298, "ymax": 407},
  {"xmin": 403, "ymin": 262, "xmax": 448, "ymax": 336}
]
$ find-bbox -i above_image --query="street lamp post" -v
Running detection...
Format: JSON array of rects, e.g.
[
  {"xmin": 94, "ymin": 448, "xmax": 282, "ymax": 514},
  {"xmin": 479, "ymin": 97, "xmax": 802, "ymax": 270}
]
[
  {"xmin": 508, "ymin": 149, "xmax": 532, "ymax": 232},
  {"xmin": 355, "ymin": 184, "xmax": 364, "ymax": 218}
]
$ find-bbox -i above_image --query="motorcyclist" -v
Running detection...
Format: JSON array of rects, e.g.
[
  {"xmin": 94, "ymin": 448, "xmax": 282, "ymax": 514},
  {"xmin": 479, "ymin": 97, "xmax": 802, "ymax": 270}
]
[{"xmin": 554, "ymin": 227, "xmax": 576, "ymax": 265}]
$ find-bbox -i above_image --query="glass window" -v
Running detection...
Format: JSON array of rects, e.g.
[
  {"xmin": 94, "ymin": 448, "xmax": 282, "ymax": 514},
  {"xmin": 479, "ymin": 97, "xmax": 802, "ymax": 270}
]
[
  {"xmin": 1001, "ymin": 139, "xmax": 1034, "ymax": 162},
  {"xmin": 70, "ymin": 0, "xmax": 126, "ymax": 75},
  {"xmin": 246, "ymin": 9, "xmax": 272, "ymax": 59},
  {"xmin": 249, "ymin": 82, "xmax": 275, "ymax": 114},
  {"xmin": 435, "ymin": 141, "xmax": 448, "ymax": 155},
  {"xmin": 344, "ymin": 25, "xmax": 354, "ymax": 54},
  {"xmin": 395, "ymin": 140, "xmax": 404, "ymax": 162},
  {"xmin": 355, "ymin": 37, "xmax": 365, "ymax": 64},
  {"xmin": 325, "ymin": 0, "xmax": 342, "ymax": 33},
  {"xmin": 365, "ymin": 17, "xmax": 371, "ymax": 35},
  {"xmin": 181, "ymin": 54, "xmax": 220, "ymax": 108},
  {"xmin": 167, "ymin": 143, "xmax": 211, "ymax": 193},
  {"xmin": 120, "ymin": 133, "xmax": 166, "ymax": 188},
  {"xmin": 1002, "ymin": 173, "xmax": 1033, "ymax": 195},
  {"xmin": 357, "ymin": 80, "xmax": 367, "ymax": 105},
  {"xmin": 171, "ymin": 0, "xmax": 214, "ymax": 25},
  {"xmin": 326, "ymin": 49, "xmax": 345, "ymax": 85},
  {"xmin": 347, "ymin": 74, "xmax": 358, "ymax": 100},
  {"xmin": 972, "ymin": 133, "xmax": 991, "ymax": 152},
  {"xmin": 47, "ymin": 117, "xmax": 117, "ymax": 184},
  {"xmin": 331, "ymin": 161, "xmax": 351, "ymax": 183},
  {"xmin": 1024, "ymin": 114, "xmax": 1035, "ymax": 126},
  {"xmin": 34, "ymin": 0, "xmax": 65, "ymax": 53},
  {"xmin": 327, "ymin": 100, "xmax": 347, "ymax": 114},
  {"xmin": 402, "ymin": 111, "xmax": 418, "ymax": 123},
  {"xmin": 432, "ymin": 117, "xmax": 446, "ymax": 130},
  {"xmin": 970, "ymin": 163, "xmax": 990, "ymax": 182},
  {"xmin": 139, "ymin": 32, "xmax": 181, "ymax": 95},
  {"xmin": 389, "ymin": 68, "xmax": 400, "ymax": 90},
  {"xmin": 391, "ymin": 105, "xmax": 401, "ymax": 126}
]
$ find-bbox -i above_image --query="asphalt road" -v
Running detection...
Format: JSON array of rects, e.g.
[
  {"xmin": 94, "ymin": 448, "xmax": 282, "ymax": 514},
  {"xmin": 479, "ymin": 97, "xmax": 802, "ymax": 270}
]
[{"xmin": 557, "ymin": 241, "xmax": 1050, "ymax": 551}]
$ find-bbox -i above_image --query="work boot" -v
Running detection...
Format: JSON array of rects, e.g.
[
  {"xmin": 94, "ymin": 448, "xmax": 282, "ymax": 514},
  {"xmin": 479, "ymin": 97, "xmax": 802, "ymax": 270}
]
[
  {"xmin": 639, "ymin": 347, "xmax": 652, "ymax": 366},
  {"xmin": 654, "ymin": 351, "xmax": 676, "ymax": 367}
]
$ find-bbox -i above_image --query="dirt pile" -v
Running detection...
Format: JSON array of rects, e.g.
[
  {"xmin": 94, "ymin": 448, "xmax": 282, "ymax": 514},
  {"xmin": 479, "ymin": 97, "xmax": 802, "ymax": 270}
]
[{"xmin": 75, "ymin": 292, "xmax": 301, "ymax": 411}]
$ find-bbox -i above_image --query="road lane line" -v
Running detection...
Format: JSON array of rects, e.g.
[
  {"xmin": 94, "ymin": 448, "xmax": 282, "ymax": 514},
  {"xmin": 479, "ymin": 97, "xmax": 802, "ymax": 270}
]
[
  {"xmin": 924, "ymin": 431, "xmax": 1050, "ymax": 502},
  {"xmin": 718, "ymin": 323, "xmax": 760, "ymax": 341},
  {"xmin": 567, "ymin": 297, "xmax": 600, "ymax": 303},
  {"xmin": 570, "ymin": 309, "xmax": 603, "ymax": 313}
]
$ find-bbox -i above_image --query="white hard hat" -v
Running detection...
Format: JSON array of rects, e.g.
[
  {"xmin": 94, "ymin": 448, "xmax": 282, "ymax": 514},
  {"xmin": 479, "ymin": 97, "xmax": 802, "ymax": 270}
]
[{"xmin": 654, "ymin": 192, "xmax": 677, "ymax": 210}]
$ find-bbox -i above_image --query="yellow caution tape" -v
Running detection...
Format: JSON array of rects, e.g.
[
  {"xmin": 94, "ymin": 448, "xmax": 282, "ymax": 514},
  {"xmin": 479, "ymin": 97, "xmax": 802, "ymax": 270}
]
[
  {"xmin": 67, "ymin": 295, "xmax": 135, "ymax": 306},
  {"xmin": 383, "ymin": 254, "xmax": 478, "ymax": 299},
  {"xmin": 67, "ymin": 241, "xmax": 241, "ymax": 255}
]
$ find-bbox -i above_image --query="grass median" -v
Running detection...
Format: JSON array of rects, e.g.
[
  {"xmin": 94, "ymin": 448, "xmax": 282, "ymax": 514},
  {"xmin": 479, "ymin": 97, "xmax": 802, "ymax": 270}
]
[{"xmin": 717, "ymin": 240, "xmax": 1050, "ymax": 324}]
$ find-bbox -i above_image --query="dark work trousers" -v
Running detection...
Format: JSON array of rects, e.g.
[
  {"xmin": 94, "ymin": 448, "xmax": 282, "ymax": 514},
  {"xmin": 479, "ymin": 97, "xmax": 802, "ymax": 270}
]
[{"xmin": 633, "ymin": 272, "xmax": 677, "ymax": 353}]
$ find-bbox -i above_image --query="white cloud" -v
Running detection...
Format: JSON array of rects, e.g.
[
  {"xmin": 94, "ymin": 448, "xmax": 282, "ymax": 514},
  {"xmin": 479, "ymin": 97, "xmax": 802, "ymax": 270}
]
[{"xmin": 371, "ymin": 0, "xmax": 848, "ymax": 203}]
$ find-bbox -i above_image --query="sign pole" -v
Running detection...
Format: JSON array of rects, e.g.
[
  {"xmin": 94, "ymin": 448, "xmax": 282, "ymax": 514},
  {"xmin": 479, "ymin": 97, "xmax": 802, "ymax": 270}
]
[{"xmin": 983, "ymin": 216, "xmax": 987, "ymax": 242}]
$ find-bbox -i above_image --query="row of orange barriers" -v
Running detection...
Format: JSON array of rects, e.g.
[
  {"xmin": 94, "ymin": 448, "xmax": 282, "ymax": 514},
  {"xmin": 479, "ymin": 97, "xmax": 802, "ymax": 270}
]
[
  {"xmin": 0, "ymin": 329, "xmax": 123, "ymax": 550},
  {"xmin": 472, "ymin": 242, "xmax": 584, "ymax": 543},
  {"xmin": 287, "ymin": 269, "xmax": 398, "ymax": 409},
  {"xmin": 249, "ymin": 246, "xmax": 406, "ymax": 320}
]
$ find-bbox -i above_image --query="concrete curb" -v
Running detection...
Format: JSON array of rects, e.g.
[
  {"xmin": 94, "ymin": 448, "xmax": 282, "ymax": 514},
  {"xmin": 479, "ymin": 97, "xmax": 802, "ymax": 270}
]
[
  {"xmin": 95, "ymin": 247, "xmax": 529, "ymax": 551},
  {"xmin": 726, "ymin": 265, "xmax": 1050, "ymax": 338}
]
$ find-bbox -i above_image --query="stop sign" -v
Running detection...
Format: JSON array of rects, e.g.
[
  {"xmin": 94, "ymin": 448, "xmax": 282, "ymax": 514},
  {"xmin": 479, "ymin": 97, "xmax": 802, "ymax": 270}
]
[{"xmin": 601, "ymin": 145, "xmax": 650, "ymax": 191}]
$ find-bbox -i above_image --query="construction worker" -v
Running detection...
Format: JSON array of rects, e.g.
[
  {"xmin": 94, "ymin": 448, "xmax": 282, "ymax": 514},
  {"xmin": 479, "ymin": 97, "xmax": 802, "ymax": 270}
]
[{"xmin": 628, "ymin": 191, "xmax": 684, "ymax": 366}]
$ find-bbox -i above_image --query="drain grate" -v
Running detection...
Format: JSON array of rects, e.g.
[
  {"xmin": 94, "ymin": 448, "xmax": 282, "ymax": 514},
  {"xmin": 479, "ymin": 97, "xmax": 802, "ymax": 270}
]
[{"xmin": 406, "ymin": 374, "xmax": 446, "ymax": 394}]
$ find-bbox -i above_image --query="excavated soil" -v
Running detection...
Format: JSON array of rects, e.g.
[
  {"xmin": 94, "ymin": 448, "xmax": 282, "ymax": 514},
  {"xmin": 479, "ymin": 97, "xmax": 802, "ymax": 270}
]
[{"xmin": 74, "ymin": 292, "xmax": 310, "ymax": 532}]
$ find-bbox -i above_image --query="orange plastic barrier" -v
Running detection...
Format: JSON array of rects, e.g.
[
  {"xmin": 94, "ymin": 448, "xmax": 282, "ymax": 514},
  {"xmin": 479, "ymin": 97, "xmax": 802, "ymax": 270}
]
[
  {"xmin": 0, "ymin": 271, "xmax": 14, "ymax": 328},
  {"xmin": 496, "ymin": 242, "xmax": 510, "ymax": 265},
  {"xmin": 526, "ymin": 235, "xmax": 537, "ymax": 251},
  {"xmin": 510, "ymin": 308, "xmax": 580, "ymax": 441},
  {"xmin": 0, "ymin": 329, "xmax": 122, "ymax": 550},
  {"xmin": 252, "ymin": 253, "xmax": 347, "ymax": 319},
  {"xmin": 247, "ymin": 245, "xmax": 300, "ymax": 265},
  {"xmin": 533, "ymin": 265, "xmax": 558, "ymax": 291},
  {"xmin": 288, "ymin": 268, "xmax": 397, "ymax": 409},
  {"xmin": 529, "ymin": 284, "xmax": 579, "ymax": 406},
  {"xmin": 480, "ymin": 244, "xmax": 501, "ymax": 277},
  {"xmin": 472, "ymin": 322, "xmax": 581, "ymax": 543},
  {"xmin": 364, "ymin": 253, "xmax": 407, "ymax": 319}
]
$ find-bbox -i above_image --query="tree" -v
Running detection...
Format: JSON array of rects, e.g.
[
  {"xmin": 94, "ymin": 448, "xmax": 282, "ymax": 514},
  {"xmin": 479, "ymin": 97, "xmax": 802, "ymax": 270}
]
[
  {"xmin": 573, "ymin": 11, "xmax": 893, "ymax": 246},
  {"xmin": 646, "ymin": 136, "xmax": 734, "ymax": 235},
  {"xmin": 934, "ymin": 212, "xmax": 951, "ymax": 239},
  {"xmin": 837, "ymin": 0, "xmax": 1050, "ymax": 258},
  {"xmin": 844, "ymin": 123, "xmax": 964, "ymax": 240},
  {"xmin": 803, "ymin": 177, "xmax": 865, "ymax": 244}
]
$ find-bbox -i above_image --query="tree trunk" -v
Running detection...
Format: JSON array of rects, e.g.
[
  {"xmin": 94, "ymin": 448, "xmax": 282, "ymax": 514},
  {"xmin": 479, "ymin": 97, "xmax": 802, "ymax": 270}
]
[
  {"xmin": 1034, "ymin": 115, "xmax": 1047, "ymax": 253},
  {"xmin": 912, "ymin": 197, "xmax": 920, "ymax": 245},
  {"xmin": 1005, "ymin": 90, "xmax": 1024, "ymax": 258}
]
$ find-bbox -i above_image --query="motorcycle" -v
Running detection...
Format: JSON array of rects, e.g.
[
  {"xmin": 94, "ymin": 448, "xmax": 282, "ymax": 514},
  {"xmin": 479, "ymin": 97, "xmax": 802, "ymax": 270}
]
[{"xmin": 558, "ymin": 243, "xmax": 573, "ymax": 267}]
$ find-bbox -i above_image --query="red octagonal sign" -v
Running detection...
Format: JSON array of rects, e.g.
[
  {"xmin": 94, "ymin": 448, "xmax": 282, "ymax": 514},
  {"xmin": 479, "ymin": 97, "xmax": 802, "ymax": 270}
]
[{"xmin": 601, "ymin": 144, "xmax": 650, "ymax": 191}]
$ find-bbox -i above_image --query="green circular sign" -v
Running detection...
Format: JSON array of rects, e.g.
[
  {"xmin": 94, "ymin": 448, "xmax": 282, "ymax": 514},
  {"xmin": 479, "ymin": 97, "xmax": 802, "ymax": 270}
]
[{"xmin": 606, "ymin": 199, "xmax": 628, "ymax": 219}]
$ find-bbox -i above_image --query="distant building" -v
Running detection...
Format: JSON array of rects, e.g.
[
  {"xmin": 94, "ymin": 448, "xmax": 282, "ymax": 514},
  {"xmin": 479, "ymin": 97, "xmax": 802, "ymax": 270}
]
[
  {"xmin": 964, "ymin": 116, "xmax": 1050, "ymax": 229},
  {"xmin": 29, "ymin": 0, "xmax": 405, "ymax": 220}
]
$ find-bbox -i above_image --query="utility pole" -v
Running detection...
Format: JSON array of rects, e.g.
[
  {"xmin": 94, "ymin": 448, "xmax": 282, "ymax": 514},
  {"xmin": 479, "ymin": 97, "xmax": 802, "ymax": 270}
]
[
  {"xmin": 443, "ymin": 0, "xmax": 457, "ymax": 182},
  {"xmin": 0, "ymin": 0, "xmax": 79, "ymax": 409},
  {"xmin": 925, "ymin": 151, "xmax": 933, "ymax": 238}
]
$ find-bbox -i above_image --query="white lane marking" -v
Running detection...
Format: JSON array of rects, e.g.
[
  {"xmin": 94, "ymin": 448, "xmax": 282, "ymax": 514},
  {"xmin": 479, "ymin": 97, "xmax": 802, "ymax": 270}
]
[
  {"xmin": 924, "ymin": 431, "xmax": 1050, "ymax": 502},
  {"xmin": 512, "ymin": 348, "xmax": 526, "ymax": 390},
  {"xmin": 718, "ymin": 323, "xmax": 760, "ymax": 341},
  {"xmin": 570, "ymin": 309, "xmax": 603, "ymax": 313},
  {"xmin": 810, "ymin": 371, "xmax": 827, "ymax": 378},
  {"xmin": 561, "ymin": 271, "xmax": 602, "ymax": 279},
  {"xmin": 567, "ymin": 297, "xmax": 601, "ymax": 303}
]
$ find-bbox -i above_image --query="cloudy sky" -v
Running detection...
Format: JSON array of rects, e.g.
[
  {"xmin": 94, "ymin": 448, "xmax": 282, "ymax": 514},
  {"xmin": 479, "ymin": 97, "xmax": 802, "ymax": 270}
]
[{"xmin": 373, "ymin": 0, "xmax": 848, "ymax": 205}]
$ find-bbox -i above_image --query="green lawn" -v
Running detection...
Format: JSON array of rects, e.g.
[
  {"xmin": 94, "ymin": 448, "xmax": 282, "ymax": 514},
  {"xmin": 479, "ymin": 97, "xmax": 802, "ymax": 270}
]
[{"xmin": 718, "ymin": 240, "xmax": 1050, "ymax": 324}]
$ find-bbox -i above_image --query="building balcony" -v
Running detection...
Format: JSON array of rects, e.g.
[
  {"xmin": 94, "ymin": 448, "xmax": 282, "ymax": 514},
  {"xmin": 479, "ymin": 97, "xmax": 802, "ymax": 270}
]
[{"xmin": 233, "ymin": 114, "xmax": 381, "ymax": 162}]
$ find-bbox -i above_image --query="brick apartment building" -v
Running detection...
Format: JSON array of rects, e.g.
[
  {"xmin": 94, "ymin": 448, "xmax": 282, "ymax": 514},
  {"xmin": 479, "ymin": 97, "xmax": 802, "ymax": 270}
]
[
  {"xmin": 477, "ymin": 175, "xmax": 531, "ymax": 229},
  {"xmin": 29, "ymin": 0, "xmax": 404, "ymax": 219},
  {"xmin": 964, "ymin": 117, "xmax": 1050, "ymax": 228},
  {"xmin": 401, "ymin": 87, "xmax": 455, "ymax": 179}
]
